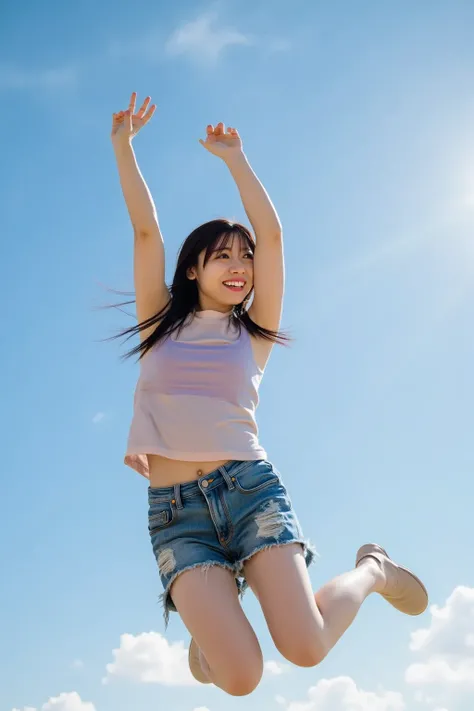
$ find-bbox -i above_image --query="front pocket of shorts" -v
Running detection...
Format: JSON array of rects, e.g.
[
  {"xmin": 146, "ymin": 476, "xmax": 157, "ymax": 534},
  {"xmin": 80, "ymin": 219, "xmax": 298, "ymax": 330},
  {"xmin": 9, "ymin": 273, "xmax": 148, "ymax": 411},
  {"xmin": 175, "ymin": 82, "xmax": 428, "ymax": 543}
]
[
  {"xmin": 148, "ymin": 503, "xmax": 174, "ymax": 534},
  {"xmin": 234, "ymin": 463, "xmax": 279, "ymax": 494}
]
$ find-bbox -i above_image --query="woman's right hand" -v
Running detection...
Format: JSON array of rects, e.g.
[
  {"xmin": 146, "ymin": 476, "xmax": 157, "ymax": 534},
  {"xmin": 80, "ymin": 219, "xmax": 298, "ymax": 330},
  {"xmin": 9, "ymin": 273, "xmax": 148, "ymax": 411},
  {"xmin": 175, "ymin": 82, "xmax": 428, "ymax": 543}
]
[{"xmin": 111, "ymin": 92, "xmax": 156, "ymax": 146}]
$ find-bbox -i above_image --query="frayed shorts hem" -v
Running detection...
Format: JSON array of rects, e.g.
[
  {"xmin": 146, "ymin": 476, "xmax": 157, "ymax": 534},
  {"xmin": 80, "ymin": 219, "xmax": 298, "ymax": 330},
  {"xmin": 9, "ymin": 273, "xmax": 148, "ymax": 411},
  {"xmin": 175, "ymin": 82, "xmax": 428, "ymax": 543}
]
[
  {"xmin": 159, "ymin": 560, "xmax": 239, "ymax": 628},
  {"xmin": 159, "ymin": 537, "xmax": 317, "ymax": 628}
]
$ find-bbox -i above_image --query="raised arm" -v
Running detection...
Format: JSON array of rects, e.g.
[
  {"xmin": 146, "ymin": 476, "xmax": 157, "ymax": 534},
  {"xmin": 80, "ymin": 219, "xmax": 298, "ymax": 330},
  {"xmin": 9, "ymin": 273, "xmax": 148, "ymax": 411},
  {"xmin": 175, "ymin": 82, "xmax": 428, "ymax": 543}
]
[
  {"xmin": 200, "ymin": 123, "xmax": 284, "ymax": 333},
  {"xmin": 112, "ymin": 93, "xmax": 170, "ymax": 341}
]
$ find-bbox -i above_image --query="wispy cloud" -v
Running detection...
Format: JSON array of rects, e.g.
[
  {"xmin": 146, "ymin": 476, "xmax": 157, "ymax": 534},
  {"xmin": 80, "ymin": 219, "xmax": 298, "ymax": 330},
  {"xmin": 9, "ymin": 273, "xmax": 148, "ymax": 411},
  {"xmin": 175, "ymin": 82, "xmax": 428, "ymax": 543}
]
[
  {"xmin": 165, "ymin": 12, "xmax": 251, "ymax": 65},
  {"xmin": 0, "ymin": 63, "xmax": 78, "ymax": 91},
  {"xmin": 92, "ymin": 412, "xmax": 105, "ymax": 425},
  {"xmin": 107, "ymin": 11, "xmax": 289, "ymax": 67}
]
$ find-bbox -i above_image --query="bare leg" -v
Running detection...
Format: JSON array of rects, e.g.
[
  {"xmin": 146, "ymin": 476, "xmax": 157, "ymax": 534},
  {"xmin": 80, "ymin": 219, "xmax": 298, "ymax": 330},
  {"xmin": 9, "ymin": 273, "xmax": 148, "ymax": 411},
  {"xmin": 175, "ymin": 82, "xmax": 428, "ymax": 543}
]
[
  {"xmin": 313, "ymin": 557, "xmax": 384, "ymax": 647},
  {"xmin": 244, "ymin": 544, "xmax": 385, "ymax": 665},
  {"xmin": 170, "ymin": 566, "xmax": 263, "ymax": 696}
]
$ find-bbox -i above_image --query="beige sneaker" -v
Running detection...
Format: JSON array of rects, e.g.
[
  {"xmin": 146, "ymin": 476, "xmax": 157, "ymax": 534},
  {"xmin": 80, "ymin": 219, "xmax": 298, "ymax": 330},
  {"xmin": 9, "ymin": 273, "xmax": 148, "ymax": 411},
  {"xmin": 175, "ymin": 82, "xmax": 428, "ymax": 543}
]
[
  {"xmin": 188, "ymin": 638, "xmax": 212, "ymax": 684},
  {"xmin": 356, "ymin": 543, "xmax": 428, "ymax": 616}
]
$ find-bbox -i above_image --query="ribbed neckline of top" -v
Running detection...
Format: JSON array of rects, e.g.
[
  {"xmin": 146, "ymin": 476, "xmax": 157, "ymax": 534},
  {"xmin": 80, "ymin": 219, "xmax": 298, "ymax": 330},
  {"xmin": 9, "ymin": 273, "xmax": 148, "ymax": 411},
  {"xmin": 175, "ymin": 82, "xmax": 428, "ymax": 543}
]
[{"xmin": 194, "ymin": 309, "xmax": 233, "ymax": 320}]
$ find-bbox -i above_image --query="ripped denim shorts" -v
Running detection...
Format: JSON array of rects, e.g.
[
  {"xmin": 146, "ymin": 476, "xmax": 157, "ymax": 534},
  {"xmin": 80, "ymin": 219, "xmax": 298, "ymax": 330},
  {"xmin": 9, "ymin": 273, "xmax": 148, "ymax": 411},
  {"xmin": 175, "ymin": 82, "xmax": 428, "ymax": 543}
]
[{"xmin": 147, "ymin": 459, "xmax": 316, "ymax": 626}]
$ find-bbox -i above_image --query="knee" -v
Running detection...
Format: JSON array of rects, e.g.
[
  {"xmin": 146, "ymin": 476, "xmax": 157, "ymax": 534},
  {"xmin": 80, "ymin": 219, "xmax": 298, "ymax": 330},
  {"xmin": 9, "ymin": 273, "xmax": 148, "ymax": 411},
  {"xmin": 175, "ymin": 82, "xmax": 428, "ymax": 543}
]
[
  {"xmin": 223, "ymin": 675, "xmax": 260, "ymax": 697},
  {"xmin": 221, "ymin": 659, "xmax": 263, "ymax": 696},
  {"xmin": 278, "ymin": 638, "xmax": 327, "ymax": 668},
  {"xmin": 222, "ymin": 672, "xmax": 262, "ymax": 696}
]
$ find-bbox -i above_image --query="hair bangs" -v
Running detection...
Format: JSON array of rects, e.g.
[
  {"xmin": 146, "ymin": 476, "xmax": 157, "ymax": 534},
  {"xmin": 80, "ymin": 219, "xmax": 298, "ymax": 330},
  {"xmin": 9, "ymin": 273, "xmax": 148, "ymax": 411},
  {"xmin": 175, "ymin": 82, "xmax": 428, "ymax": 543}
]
[{"xmin": 203, "ymin": 226, "xmax": 255, "ymax": 267}]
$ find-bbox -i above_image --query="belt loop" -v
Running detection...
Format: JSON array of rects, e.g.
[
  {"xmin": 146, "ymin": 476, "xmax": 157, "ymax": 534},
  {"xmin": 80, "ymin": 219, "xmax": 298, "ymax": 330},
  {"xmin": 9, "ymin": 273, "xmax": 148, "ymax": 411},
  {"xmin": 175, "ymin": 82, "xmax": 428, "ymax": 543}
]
[
  {"xmin": 173, "ymin": 484, "xmax": 183, "ymax": 509},
  {"xmin": 220, "ymin": 466, "xmax": 235, "ymax": 490}
]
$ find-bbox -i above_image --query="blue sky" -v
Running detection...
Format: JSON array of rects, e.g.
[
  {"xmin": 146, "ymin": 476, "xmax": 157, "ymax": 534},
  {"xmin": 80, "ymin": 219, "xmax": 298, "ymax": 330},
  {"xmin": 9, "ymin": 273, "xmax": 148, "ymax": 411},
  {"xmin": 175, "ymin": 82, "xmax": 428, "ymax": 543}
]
[{"xmin": 1, "ymin": 1, "xmax": 474, "ymax": 710}]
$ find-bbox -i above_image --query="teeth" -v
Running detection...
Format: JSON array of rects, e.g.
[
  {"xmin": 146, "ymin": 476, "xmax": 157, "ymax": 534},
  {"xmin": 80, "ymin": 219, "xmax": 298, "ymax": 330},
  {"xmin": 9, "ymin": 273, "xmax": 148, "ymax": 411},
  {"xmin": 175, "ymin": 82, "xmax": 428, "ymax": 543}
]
[{"xmin": 224, "ymin": 281, "xmax": 244, "ymax": 287}]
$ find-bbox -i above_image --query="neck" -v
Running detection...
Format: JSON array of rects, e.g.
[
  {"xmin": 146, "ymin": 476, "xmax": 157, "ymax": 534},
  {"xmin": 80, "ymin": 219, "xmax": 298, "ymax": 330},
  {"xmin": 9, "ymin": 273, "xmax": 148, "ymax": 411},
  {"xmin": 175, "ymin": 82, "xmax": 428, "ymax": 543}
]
[{"xmin": 196, "ymin": 304, "xmax": 233, "ymax": 315}]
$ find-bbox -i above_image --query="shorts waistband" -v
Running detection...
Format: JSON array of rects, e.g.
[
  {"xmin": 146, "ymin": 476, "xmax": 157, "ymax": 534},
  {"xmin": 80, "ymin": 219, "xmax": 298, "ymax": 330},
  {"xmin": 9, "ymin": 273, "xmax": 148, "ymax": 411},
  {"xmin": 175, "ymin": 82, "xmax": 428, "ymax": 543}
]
[{"xmin": 148, "ymin": 459, "xmax": 261, "ymax": 503}]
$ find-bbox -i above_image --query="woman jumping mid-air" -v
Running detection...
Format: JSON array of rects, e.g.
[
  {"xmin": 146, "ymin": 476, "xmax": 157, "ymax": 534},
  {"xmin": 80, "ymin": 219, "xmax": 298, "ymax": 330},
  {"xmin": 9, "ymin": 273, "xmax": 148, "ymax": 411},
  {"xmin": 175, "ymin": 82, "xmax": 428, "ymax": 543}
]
[{"xmin": 110, "ymin": 92, "xmax": 428, "ymax": 697}]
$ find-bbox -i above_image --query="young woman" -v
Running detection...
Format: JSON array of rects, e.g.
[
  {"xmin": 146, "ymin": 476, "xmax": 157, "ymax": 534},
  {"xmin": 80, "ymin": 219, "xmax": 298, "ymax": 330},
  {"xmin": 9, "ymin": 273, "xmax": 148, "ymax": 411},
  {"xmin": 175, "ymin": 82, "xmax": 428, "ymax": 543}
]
[{"xmin": 111, "ymin": 92, "xmax": 428, "ymax": 697}]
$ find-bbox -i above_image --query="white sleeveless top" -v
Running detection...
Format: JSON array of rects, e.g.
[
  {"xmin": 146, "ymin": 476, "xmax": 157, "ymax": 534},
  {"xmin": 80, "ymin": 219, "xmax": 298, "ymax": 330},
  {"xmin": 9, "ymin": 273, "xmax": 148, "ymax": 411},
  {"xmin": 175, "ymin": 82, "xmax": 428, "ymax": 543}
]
[{"xmin": 124, "ymin": 310, "xmax": 268, "ymax": 478}]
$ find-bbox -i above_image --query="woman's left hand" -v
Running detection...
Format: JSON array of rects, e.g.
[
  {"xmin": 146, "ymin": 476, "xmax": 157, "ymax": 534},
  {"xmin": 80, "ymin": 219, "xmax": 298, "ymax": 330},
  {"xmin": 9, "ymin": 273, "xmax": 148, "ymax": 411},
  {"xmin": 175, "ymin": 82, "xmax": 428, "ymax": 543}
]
[{"xmin": 199, "ymin": 122, "xmax": 243, "ymax": 161}]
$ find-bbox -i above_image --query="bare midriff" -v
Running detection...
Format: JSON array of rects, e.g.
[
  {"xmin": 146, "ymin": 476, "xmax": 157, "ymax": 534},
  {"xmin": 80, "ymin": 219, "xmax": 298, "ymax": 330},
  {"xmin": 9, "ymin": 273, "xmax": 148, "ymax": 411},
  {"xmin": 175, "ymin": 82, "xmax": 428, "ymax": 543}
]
[{"xmin": 148, "ymin": 453, "xmax": 231, "ymax": 488}]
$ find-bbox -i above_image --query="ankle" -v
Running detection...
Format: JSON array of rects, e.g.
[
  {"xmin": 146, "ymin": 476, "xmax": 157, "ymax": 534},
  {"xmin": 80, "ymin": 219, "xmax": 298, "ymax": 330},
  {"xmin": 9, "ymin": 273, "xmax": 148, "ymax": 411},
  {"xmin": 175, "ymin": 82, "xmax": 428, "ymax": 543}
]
[{"xmin": 357, "ymin": 556, "xmax": 387, "ymax": 593}]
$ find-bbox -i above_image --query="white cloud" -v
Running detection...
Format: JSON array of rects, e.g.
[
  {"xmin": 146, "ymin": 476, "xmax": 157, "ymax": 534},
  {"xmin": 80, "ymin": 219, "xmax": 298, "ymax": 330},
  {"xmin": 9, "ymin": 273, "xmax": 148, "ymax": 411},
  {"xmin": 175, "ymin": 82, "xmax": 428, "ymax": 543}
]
[
  {"xmin": 92, "ymin": 412, "xmax": 105, "ymax": 424},
  {"xmin": 407, "ymin": 657, "xmax": 474, "ymax": 685},
  {"xmin": 103, "ymin": 631, "xmax": 198, "ymax": 686},
  {"xmin": 264, "ymin": 660, "xmax": 290, "ymax": 676},
  {"xmin": 275, "ymin": 695, "xmax": 287, "ymax": 705},
  {"xmin": 409, "ymin": 586, "xmax": 474, "ymax": 657},
  {"xmin": 193, "ymin": 708, "xmax": 210, "ymax": 711},
  {"xmin": 413, "ymin": 690, "xmax": 438, "ymax": 705},
  {"xmin": 71, "ymin": 659, "xmax": 84, "ymax": 669},
  {"xmin": 283, "ymin": 676, "xmax": 405, "ymax": 711},
  {"xmin": 107, "ymin": 13, "xmax": 288, "ymax": 67},
  {"xmin": 165, "ymin": 13, "xmax": 251, "ymax": 65},
  {"xmin": 405, "ymin": 586, "xmax": 474, "ymax": 706},
  {"xmin": 0, "ymin": 64, "xmax": 78, "ymax": 91},
  {"xmin": 12, "ymin": 692, "xmax": 95, "ymax": 711}
]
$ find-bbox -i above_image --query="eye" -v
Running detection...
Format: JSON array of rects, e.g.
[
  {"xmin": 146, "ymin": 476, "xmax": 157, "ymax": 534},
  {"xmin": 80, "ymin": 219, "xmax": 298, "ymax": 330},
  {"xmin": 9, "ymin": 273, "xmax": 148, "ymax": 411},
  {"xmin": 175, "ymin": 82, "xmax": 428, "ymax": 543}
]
[
  {"xmin": 216, "ymin": 252, "xmax": 229, "ymax": 258},
  {"xmin": 244, "ymin": 252, "xmax": 254, "ymax": 259}
]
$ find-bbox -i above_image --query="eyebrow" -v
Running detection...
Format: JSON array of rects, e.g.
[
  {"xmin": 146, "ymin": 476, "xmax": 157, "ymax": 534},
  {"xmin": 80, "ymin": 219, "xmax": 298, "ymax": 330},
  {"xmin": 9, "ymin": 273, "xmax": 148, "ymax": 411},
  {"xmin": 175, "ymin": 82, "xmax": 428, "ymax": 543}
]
[{"xmin": 214, "ymin": 246, "xmax": 252, "ymax": 252}]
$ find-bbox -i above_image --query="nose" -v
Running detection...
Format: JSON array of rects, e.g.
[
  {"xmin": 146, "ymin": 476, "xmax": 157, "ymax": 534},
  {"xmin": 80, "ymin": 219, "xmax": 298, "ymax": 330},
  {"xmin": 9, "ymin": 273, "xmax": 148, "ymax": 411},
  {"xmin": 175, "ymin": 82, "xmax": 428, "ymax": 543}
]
[{"xmin": 229, "ymin": 259, "xmax": 246, "ymax": 273}]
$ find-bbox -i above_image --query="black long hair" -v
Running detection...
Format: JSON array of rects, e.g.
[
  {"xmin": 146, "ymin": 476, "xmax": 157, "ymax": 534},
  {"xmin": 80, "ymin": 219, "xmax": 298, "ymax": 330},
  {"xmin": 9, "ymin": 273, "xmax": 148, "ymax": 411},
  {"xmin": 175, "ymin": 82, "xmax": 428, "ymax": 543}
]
[{"xmin": 111, "ymin": 218, "xmax": 290, "ymax": 361}]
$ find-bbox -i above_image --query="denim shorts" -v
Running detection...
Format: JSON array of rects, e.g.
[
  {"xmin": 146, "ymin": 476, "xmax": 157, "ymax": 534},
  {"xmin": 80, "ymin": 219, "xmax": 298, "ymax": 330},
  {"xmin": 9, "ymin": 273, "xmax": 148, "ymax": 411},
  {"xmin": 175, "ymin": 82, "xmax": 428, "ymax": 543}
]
[{"xmin": 147, "ymin": 459, "xmax": 316, "ymax": 625}]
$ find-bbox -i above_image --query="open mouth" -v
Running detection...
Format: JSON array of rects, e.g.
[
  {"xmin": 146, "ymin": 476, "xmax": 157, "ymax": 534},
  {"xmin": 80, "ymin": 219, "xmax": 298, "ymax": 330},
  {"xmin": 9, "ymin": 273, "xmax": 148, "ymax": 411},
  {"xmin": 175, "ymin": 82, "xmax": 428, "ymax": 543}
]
[{"xmin": 222, "ymin": 280, "xmax": 246, "ymax": 292}]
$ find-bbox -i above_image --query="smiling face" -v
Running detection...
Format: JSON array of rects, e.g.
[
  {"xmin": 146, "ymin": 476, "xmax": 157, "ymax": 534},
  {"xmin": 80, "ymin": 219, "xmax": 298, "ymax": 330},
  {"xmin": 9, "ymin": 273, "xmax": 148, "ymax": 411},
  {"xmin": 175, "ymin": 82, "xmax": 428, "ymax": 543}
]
[{"xmin": 187, "ymin": 232, "xmax": 254, "ymax": 312}]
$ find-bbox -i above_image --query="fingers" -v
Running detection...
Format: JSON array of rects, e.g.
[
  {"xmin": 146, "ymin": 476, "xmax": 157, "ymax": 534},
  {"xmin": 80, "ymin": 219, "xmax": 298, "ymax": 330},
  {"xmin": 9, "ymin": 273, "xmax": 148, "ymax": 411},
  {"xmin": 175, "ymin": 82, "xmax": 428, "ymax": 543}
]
[
  {"xmin": 136, "ymin": 95, "xmax": 156, "ymax": 122},
  {"xmin": 123, "ymin": 92, "xmax": 156, "ymax": 118},
  {"xmin": 111, "ymin": 111, "xmax": 135, "ymax": 127},
  {"xmin": 112, "ymin": 111, "xmax": 126, "ymax": 131},
  {"xmin": 199, "ymin": 122, "xmax": 240, "ymax": 153},
  {"xmin": 128, "ymin": 91, "xmax": 137, "ymax": 114},
  {"xmin": 112, "ymin": 92, "xmax": 157, "ymax": 134},
  {"xmin": 136, "ymin": 95, "xmax": 150, "ymax": 117},
  {"xmin": 141, "ymin": 102, "xmax": 157, "ymax": 126},
  {"xmin": 206, "ymin": 122, "xmax": 224, "ymax": 136},
  {"xmin": 206, "ymin": 122, "xmax": 238, "ymax": 137}
]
